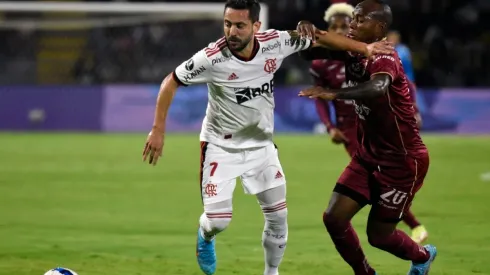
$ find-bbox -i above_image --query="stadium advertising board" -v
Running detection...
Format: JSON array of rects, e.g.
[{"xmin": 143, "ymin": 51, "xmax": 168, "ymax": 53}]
[{"xmin": 0, "ymin": 85, "xmax": 489, "ymax": 134}]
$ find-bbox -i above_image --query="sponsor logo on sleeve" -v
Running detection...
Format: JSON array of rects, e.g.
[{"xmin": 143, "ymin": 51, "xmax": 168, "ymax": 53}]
[
  {"xmin": 183, "ymin": 66, "xmax": 206, "ymax": 82},
  {"xmin": 185, "ymin": 59, "xmax": 194, "ymax": 71}
]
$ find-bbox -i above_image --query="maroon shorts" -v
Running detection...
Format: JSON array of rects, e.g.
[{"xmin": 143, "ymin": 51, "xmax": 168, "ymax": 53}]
[{"xmin": 335, "ymin": 153, "xmax": 429, "ymax": 222}]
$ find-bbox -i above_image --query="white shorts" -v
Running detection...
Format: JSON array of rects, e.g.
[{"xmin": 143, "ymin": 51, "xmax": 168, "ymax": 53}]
[{"xmin": 199, "ymin": 142, "xmax": 286, "ymax": 205}]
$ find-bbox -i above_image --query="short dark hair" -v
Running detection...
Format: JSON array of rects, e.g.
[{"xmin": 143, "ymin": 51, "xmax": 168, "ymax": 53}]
[
  {"xmin": 369, "ymin": 0, "xmax": 392, "ymax": 27},
  {"xmin": 224, "ymin": 0, "xmax": 261, "ymax": 22}
]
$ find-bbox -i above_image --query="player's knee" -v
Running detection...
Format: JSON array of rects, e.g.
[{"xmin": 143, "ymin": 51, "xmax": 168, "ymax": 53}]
[
  {"xmin": 202, "ymin": 212, "xmax": 232, "ymax": 234},
  {"xmin": 262, "ymin": 201, "xmax": 288, "ymax": 229},
  {"xmin": 323, "ymin": 208, "xmax": 349, "ymax": 228},
  {"xmin": 366, "ymin": 221, "xmax": 396, "ymax": 248},
  {"xmin": 367, "ymin": 232, "xmax": 386, "ymax": 248}
]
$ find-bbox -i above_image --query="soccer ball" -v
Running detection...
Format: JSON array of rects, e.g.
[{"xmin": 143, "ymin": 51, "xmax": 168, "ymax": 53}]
[{"xmin": 43, "ymin": 267, "xmax": 78, "ymax": 275}]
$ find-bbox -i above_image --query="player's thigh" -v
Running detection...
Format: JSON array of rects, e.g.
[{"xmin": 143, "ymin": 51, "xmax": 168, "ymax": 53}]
[
  {"xmin": 334, "ymin": 154, "xmax": 372, "ymax": 206},
  {"xmin": 240, "ymin": 143, "xmax": 286, "ymax": 195},
  {"xmin": 370, "ymin": 154, "xmax": 430, "ymax": 222},
  {"xmin": 200, "ymin": 142, "xmax": 243, "ymax": 205}
]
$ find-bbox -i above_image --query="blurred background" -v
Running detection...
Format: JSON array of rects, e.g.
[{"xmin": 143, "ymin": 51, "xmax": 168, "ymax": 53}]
[
  {"xmin": 1, "ymin": 1, "xmax": 490, "ymax": 275},
  {"xmin": 1, "ymin": 0, "xmax": 490, "ymax": 133}
]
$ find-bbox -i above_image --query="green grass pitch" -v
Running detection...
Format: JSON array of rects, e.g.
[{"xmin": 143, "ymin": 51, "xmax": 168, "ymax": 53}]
[{"xmin": 1, "ymin": 133, "xmax": 490, "ymax": 275}]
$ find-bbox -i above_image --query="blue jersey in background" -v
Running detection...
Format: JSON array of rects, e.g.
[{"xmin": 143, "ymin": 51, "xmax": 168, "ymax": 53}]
[{"xmin": 395, "ymin": 44, "xmax": 415, "ymax": 82}]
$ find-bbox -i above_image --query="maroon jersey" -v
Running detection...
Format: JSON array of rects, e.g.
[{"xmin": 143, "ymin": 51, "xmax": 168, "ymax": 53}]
[
  {"xmin": 344, "ymin": 52, "xmax": 427, "ymax": 164},
  {"xmin": 310, "ymin": 59, "xmax": 356, "ymax": 133}
]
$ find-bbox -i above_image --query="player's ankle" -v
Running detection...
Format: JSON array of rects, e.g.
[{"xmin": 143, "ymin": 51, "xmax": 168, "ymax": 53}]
[
  {"xmin": 199, "ymin": 228, "xmax": 216, "ymax": 242},
  {"xmin": 264, "ymin": 266, "xmax": 278, "ymax": 275},
  {"xmin": 354, "ymin": 267, "xmax": 376, "ymax": 275},
  {"xmin": 413, "ymin": 247, "xmax": 430, "ymax": 264}
]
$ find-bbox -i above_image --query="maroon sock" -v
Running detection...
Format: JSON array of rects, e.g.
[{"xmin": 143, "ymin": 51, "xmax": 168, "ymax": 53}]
[
  {"xmin": 403, "ymin": 211, "xmax": 421, "ymax": 229},
  {"xmin": 369, "ymin": 229, "xmax": 430, "ymax": 263},
  {"xmin": 323, "ymin": 212, "xmax": 376, "ymax": 275}
]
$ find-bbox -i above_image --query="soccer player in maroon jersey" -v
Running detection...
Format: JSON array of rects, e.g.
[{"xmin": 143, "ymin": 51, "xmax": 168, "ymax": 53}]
[
  {"xmin": 298, "ymin": 0, "xmax": 437, "ymax": 274},
  {"xmin": 311, "ymin": 3, "xmax": 429, "ymax": 244},
  {"xmin": 310, "ymin": 3, "xmax": 359, "ymax": 157}
]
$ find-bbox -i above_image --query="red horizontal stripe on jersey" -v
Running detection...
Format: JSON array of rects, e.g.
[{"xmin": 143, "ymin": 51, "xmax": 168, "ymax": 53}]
[
  {"xmin": 205, "ymin": 40, "xmax": 226, "ymax": 53},
  {"xmin": 205, "ymin": 38, "xmax": 226, "ymax": 53},
  {"xmin": 205, "ymin": 39, "xmax": 225, "ymax": 50},
  {"xmin": 256, "ymin": 30, "xmax": 278, "ymax": 38},
  {"xmin": 205, "ymin": 42, "xmax": 227, "ymax": 57},
  {"xmin": 257, "ymin": 35, "xmax": 279, "ymax": 42}
]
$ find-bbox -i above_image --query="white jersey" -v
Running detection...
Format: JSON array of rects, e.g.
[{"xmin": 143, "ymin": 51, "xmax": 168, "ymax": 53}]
[{"xmin": 174, "ymin": 29, "xmax": 311, "ymax": 149}]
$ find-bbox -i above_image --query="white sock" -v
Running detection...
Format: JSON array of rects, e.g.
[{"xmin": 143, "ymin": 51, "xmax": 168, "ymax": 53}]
[
  {"xmin": 261, "ymin": 202, "xmax": 288, "ymax": 275},
  {"xmin": 199, "ymin": 211, "xmax": 232, "ymax": 241}
]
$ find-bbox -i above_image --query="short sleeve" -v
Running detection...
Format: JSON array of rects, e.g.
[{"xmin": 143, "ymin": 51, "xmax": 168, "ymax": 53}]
[
  {"xmin": 174, "ymin": 49, "xmax": 212, "ymax": 86},
  {"xmin": 369, "ymin": 54, "xmax": 399, "ymax": 82},
  {"xmin": 278, "ymin": 30, "xmax": 312, "ymax": 57}
]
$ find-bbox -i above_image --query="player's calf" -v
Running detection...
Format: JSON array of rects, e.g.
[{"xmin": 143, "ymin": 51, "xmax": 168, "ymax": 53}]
[
  {"xmin": 323, "ymin": 191, "xmax": 375, "ymax": 275},
  {"xmin": 256, "ymin": 185, "xmax": 288, "ymax": 275},
  {"xmin": 366, "ymin": 218, "xmax": 430, "ymax": 263},
  {"xmin": 260, "ymin": 201, "xmax": 287, "ymax": 275}
]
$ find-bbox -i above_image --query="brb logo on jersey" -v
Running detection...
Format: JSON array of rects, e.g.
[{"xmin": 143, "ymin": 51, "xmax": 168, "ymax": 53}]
[
  {"xmin": 235, "ymin": 79, "xmax": 274, "ymax": 104},
  {"xmin": 264, "ymin": 58, "xmax": 277, "ymax": 74}
]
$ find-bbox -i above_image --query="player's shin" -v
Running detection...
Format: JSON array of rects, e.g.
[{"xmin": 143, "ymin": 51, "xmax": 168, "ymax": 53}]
[
  {"xmin": 261, "ymin": 201, "xmax": 288, "ymax": 275},
  {"xmin": 323, "ymin": 191, "xmax": 375, "ymax": 275},
  {"xmin": 323, "ymin": 212, "xmax": 375, "ymax": 275}
]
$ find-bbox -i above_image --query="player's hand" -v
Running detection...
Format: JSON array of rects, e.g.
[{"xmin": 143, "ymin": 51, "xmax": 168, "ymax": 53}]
[
  {"xmin": 365, "ymin": 40, "xmax": 394, "ymax": 58},
  {"xmin": 142, "ymin": 128, "xmax": 165, "ymax": 166},
  {"xmin": 296, "ymin": 20, "xmax": 317, "ymax": 43},
  {"xmin": 415, "ymin": 112, "xmax": 423, "ymax": 129},
  {"xmin": 299, "ymin": 86, "xmax": 336, "ymax": 100},
  {"xmin": 329, "ymin": 128, "xmax": 349, "ymax": 144}
]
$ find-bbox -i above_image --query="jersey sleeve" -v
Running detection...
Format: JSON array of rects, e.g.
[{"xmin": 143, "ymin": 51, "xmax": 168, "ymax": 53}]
[
  {"xmin": 278, "ymin": 30, "xmax": 312, "ymax": 57},
  {"xmin": 369, "ymin": 54, "xmax": 400, "ymax": 82},
  {"xmin": 173, "ymin": 49, "xmax": 212, "ymax": 86}
]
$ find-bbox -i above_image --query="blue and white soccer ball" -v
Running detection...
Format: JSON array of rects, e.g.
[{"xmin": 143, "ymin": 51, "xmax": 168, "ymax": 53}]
[{"xmin": 44, "ymin": 267, "xmax": 78, "ymax": 275}]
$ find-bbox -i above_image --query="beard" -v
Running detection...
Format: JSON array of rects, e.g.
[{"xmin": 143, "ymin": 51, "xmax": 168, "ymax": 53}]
[{"xmin": 226, "ymin": 35, "xmax": 252, "ymax": 52}]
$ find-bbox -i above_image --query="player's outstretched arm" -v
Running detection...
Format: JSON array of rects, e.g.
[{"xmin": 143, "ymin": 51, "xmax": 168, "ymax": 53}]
[
  {"xmin": 142, "ymin": 73, "xmax": 179, "ymax": 166},
  {"xmin": 299, "ymin": 74, "xmax": 391, "ymax": 100},
  {"xmin": 315, "ymin": 30, "xmax": 394, "ymax": 58},
  {"xmin": 295, "ymin": 21, "xmax": 394, "ymax": 60},
  {"xmin": 153, "ymin": 73, "xmax": 179, "ymax": 133},
  {"xmin": 143, "ymin": 48, "xmax": 212, "ymax": 165},
  {"xmin": 332, "ymin": 74, "xmax": 391, "ymax": 99}
]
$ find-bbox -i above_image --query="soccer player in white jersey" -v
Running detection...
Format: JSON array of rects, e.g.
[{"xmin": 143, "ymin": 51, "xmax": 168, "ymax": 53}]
[{"xmin": 142, "ymin": 1, "xmax": 394, "ymax": 274}]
